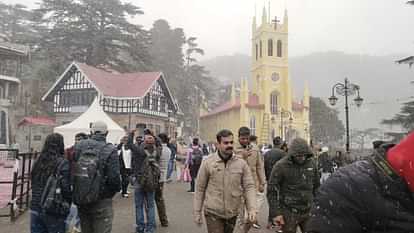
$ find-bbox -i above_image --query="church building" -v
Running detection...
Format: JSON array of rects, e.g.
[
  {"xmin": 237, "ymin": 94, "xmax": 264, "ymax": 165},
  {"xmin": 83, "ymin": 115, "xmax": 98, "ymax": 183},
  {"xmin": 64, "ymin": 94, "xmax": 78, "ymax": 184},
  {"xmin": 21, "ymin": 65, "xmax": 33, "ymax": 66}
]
[{"xmin": 200, "ymin": 6, "xmax": 310, "ymax": 144}]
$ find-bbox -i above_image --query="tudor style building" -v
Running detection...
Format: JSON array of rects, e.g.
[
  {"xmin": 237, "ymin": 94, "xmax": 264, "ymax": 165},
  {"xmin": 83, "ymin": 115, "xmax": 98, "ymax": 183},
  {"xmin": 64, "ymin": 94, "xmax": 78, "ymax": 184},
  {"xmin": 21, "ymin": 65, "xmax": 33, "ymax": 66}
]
[{"xmin": 42, "ymin": 62, "xmax": 181, "ymax": 137}]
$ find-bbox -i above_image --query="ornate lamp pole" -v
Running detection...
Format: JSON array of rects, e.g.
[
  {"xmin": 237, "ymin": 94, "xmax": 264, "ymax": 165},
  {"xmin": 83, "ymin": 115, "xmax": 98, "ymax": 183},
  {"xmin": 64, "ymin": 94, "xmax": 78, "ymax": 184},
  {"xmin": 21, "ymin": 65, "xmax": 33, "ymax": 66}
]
[{"xmin": 329, "ymin": 78, "xmax": 363, "ymax": 153}]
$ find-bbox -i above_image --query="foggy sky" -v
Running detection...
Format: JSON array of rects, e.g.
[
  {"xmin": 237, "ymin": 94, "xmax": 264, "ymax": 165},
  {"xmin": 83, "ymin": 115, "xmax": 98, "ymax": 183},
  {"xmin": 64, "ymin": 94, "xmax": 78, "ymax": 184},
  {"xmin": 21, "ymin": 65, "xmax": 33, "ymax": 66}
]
[{"xmin": 10, "ymin": 0, "xmax": 414, "ymax": 59}]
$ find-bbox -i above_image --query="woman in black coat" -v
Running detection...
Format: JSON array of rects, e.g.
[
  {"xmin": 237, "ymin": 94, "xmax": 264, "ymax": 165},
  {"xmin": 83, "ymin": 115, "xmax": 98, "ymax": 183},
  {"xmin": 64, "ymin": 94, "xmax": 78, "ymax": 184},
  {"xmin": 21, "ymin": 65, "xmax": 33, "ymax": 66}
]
[{"xmin": 30, "ymin": 133, "xmax": 71, "ymax": 233}]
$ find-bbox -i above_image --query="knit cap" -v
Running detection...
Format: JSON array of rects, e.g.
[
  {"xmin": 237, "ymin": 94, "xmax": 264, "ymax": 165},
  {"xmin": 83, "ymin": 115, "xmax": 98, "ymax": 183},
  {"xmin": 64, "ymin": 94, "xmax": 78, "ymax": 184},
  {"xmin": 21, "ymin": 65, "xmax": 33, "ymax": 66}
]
[{"xmin": 288, "ymin": 138, "xmax": 313, "ymax": 157}]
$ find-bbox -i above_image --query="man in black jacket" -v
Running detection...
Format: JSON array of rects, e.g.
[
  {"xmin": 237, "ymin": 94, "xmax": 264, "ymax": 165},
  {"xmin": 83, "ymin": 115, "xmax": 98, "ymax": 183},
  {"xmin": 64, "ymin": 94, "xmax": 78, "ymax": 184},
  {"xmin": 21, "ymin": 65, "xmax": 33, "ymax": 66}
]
[
  {"xmin": 264, "ymin": 136, "xmax": 286, "ymax": 181},
  {"xmin": 267, "ymin": 138, "xmax": 319, "ymax": 233},
  {"xmin": 306, "ymin": 132, "xmax": 414, "ymax": 233},
  {"xmin": 74, "ymin": 121, "xmax": 121, "ymax": 233}
]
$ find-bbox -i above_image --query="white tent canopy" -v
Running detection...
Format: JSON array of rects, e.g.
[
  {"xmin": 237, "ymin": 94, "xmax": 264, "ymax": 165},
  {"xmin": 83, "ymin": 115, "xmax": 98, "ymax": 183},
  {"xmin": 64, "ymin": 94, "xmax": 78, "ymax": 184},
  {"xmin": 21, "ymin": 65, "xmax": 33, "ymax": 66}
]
[{"xmin": 54, "ymin": 98, "xmax": 126, "ymax": 147}]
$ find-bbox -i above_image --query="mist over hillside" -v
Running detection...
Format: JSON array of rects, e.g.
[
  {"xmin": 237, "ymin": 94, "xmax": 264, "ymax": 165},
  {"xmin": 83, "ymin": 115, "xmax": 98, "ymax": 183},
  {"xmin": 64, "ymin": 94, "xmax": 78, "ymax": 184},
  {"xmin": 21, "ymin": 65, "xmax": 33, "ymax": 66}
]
[{"xmin": 201, "ymin": 51, "xmax": 413, "ymax": 130}]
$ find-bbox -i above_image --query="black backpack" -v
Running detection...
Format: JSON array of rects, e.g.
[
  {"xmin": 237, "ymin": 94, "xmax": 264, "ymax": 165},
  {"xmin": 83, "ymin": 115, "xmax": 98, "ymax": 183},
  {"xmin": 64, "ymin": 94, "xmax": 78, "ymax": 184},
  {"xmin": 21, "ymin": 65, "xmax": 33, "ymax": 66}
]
[
  {"xmin": 72, "ymin": 140, "xmax": 110, "ymax": 205},
  {"xmin": 138, "ymin": 150, "xmax": 161, "ymax": 192},
  {"xmin": 191, "ymin": 147, "xmax": 203, "ymax": 167},
  {"xmin": 40, "ymin": 158, "xmax": 71, "ymax": 217}
]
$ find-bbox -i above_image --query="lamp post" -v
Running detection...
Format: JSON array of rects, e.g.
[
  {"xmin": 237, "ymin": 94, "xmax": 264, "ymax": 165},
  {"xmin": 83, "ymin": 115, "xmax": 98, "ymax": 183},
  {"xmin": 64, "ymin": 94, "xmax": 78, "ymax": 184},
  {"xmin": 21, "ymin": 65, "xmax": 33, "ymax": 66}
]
[
  {"xmin": 280, "ymin": 109, "xmax": 293, "ymax": 141},
  {"xmin": 329, "ymin": 78, "xmax": 363, "ymax": 153}
]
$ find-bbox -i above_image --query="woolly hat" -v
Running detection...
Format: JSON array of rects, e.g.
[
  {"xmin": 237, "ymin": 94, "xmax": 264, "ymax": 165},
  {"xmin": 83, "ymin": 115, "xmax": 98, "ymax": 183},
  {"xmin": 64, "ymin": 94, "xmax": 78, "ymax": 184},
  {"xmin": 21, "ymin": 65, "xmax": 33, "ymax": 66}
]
[
  {"xmin": 91, "ymin": 121, "xmax": 107, "ymax": 134},
  {"xmin": 288, "ymin": 138, "xmax": 313, "ymax": 157},
  {"xmin": 387, "ymin": 132, "xmax": 414, "ymax": 192}
]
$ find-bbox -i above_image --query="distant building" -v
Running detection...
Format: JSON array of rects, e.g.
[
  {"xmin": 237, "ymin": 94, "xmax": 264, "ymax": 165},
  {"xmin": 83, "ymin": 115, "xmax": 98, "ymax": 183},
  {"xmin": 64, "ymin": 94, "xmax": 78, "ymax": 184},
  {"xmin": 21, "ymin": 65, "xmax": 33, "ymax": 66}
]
[
  {"xmin": 42, "ymin": 62, "xmax": 181, "ymax": 137},
  {"xmin": 200, "ymin": 6, "xmax": 310, "ymax": 144},
  {"xmin": 0, "ymin": 41, "xmax": 30, "ymax": 146}
]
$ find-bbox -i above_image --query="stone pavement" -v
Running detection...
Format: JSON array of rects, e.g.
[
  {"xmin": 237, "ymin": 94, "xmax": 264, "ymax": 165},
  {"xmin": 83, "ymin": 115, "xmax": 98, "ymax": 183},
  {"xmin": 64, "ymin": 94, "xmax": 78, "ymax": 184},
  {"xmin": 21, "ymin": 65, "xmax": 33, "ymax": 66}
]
[{"xmin": 0, "ymin": 182, "xmax": 275, "ymax": 233}]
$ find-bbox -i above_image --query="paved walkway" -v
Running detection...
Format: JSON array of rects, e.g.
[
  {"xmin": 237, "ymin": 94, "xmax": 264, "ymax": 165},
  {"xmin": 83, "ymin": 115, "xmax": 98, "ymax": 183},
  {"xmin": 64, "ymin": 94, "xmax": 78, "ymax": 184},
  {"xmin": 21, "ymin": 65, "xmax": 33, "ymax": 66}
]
[{"xmin": 0, "ymin": 182, "xmax": 274, "ymax": 233}]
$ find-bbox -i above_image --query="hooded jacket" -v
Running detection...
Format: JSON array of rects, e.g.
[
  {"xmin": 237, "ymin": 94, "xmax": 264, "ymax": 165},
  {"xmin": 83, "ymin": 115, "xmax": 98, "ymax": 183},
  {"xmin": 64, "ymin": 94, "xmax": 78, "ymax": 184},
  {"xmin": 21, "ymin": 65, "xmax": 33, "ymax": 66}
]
[{"xmin": 267, "ymin": 138, "xmax": 320, "ymax": 220}]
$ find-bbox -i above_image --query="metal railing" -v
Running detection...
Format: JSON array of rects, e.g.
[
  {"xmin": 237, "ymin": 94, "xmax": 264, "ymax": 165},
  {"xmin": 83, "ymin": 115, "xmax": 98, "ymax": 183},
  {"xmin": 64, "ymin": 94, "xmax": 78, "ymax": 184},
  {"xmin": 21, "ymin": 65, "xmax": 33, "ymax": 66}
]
[{"xmin": 0, "ymin": 149, "xmax": 38, "ymax": 221}]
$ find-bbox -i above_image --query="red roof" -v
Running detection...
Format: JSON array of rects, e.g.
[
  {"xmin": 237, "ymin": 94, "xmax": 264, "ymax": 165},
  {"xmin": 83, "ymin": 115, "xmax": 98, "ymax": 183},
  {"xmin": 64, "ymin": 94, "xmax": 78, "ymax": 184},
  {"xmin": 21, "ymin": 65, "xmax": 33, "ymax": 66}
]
[
  {"xmin": 201, "ymin": 94, "xmax": 263, "ymax": 118},
  {"xmin": 76, "ymin": 63, "xmax": 162, "ymax": 98},
  {"xmin": 18, "ymin": 117, "xmax": 56, "ymax": 127}
]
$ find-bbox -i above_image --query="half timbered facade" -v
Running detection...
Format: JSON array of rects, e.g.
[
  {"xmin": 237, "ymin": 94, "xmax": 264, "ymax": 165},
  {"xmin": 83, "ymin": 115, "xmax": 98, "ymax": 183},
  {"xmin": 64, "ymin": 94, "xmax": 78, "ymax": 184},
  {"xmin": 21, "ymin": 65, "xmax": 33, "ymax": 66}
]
[{"xmin": 42, "ymin": 62, "xmax": 180, "ymax": 137}]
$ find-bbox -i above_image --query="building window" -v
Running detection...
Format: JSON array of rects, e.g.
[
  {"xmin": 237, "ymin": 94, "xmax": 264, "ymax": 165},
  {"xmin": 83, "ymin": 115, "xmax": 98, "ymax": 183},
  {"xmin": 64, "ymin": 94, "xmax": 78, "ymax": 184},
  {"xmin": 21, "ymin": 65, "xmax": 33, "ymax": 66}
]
[
  {"xmin": 250, "ymin": 116, "xmax": 256, "ymax": 136},
  {"xmin": 259, "ymin": 41, "xmax": 263, "ymax": 58},
  {"xmin": 277, "ymin": 40, "xmax": 282, "ymax": 57},
  {"xmin": 143, "ymin": 95, "xmax": 150, "ymax": 109},
  {"xmin": 268, "ymin": 39, "xmax": 273, "ymax": 56},
  {"xmin": 270, "ymin": 92, "xmax": 278, "ymax": 114},
  {"xmin": 255, "ymin": 44, "xmax": 258, "ymax": 60},
  {"xmin": 155, "ymin": 125, "xmax": 161, "ymax": 135}
]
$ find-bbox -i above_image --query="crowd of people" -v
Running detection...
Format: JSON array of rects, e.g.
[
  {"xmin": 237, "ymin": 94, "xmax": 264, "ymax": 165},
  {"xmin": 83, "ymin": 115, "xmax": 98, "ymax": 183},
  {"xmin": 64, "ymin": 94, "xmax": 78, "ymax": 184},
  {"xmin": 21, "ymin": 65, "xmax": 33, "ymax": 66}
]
[{"xmin": 29, "ymin": 120, "xmax": 414, "ymax": 233}]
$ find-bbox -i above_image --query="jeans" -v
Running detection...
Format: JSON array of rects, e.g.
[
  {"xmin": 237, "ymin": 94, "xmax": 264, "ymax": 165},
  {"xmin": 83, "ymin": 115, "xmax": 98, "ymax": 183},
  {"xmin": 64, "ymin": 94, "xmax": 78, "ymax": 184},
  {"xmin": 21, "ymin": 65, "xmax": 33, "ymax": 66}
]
[
  {"xmin": 78, "ymin": 199, "xmax": 114, "ymax": 233},
  {"xmin": 30, "ymin": 210, "xmax": 66, "ymax": 233},
  {"xmin": 190, "ymin": 176, "xmax": 196, "ymax": 192},
  {"xmin": 135, "ymin": 184, "xmax": 156, "ymax": 233},
  {"xmin": 166, "ymin": 159, "xmax": 175, "ymax": 180},
  {"xmin": 65, "ymin": 204, "xmax": 81, "ymax": 232}
]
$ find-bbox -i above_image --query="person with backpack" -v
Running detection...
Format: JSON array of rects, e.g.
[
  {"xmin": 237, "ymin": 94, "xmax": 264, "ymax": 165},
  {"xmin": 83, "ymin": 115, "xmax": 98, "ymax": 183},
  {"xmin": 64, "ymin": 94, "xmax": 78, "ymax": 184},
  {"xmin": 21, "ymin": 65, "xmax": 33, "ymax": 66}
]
[
  {"xmin": 31, "ymin": 133, "xmax": 71, "ymax": 233},
  {"xmin": 129, "ymin": 129, "xmax": 160, "ymax": 233},
  {"xmin": 72, "ymin": 121, "xmax": 121, "ymax": 233},
  {"xmin": 186, "ymin": 138, "xmax": 203, "ymax": 193}
]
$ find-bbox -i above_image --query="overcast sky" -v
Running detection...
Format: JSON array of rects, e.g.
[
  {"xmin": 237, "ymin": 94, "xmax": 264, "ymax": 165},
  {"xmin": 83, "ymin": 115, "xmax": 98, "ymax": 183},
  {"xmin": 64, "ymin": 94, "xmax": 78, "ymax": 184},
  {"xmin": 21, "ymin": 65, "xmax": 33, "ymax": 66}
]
[{"xmin": 10, "ymin": 0, "xmax": 414, "ymax": 58}]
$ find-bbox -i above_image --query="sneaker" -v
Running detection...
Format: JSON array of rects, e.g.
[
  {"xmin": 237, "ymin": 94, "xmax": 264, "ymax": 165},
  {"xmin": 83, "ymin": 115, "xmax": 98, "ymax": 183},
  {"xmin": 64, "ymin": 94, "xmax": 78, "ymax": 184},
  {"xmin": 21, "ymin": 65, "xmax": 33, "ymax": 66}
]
[
  {"xmin": 252, "ymin": 223, "xmax": 261, "ymax": 229},
  {"xmin": 122, "ymin": 193, "xmax": 129, "ymax": 198}
]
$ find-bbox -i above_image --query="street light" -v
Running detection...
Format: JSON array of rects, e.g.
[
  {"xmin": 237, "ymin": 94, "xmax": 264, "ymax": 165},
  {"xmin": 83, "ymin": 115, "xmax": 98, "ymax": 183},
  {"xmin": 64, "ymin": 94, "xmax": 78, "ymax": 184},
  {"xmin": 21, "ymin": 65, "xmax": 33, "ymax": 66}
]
[
  {"xmin": 329, "ymin": 78, "xmax": 363, "ymax": 153},
  {"xmin": 280, "ymin": 109, "xmax": 293, "ymax": 141}
]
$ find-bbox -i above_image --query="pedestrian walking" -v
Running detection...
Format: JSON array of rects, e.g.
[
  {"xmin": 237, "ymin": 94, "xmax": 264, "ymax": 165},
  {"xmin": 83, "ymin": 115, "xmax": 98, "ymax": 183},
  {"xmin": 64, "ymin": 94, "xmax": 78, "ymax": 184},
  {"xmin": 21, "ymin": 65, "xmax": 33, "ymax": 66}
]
[
  {"xmin": 186, "ymin": 138, "xmax": 203, "ymax": 193},
  {"xmin": 65, "ymin": 132, "xmax": 88, "ymax": 233},
  {"xmin": 73, "ymin": 121, "xmax": 121, "ymax": 233},
  {"xmin": 267, "ymin": 138, "xmax": 320, "ymax": 233},
  {"xmin": 129, "ymin": 129, "xmax": 160, "ymax": 233},
  {"xmin": 263, "ymin": 136, "xmax": 287, "ymax": 229},
  {"xmin": 117, "ymin": 135, "xmax": 132, "ymax": 198},
  {"xmin": 234, "ymin": 127, "xmax": 266, "ymax": 232},
  {"xmin": 31, "ymin": 133, "xmax": 71, "ymax": 233},
  {"xmin": 193, "ymin": 129, "xmax": 257, "ymax": 233},
  {"xmin": 155, "ymin": 133, "xmax": 171, "ymax": 227},
  {"xmin": 318, "ymin": 147, "xmax": 333, "ymax": 183},
  {"xmin": 306, "ymin": 132, "xmax": 414, "ymax": 233},
  {"xmin": 166, "ymin": 138, "xmax": 177, "ymax": 181}
]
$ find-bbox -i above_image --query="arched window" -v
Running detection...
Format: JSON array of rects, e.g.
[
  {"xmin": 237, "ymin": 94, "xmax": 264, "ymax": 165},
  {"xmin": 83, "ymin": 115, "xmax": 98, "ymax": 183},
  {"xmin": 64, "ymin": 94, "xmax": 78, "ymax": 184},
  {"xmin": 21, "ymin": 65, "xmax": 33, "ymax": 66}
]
[
  {"xmin": 270, "ymin": 92, "xmax": 278, "ymax": 114},
  {"xmin": 277, "ymin": 40, "xmax": 282, "ymax": 57},
  {"xmin": 250, "ymin": 116, "xmax": 256, "ymax": 136},
  {"xmin": 268, "ymin": 39, "xmax": 273, "ymax": 56},
  {"xmin": 259, "ymin": 41, "xmax": 263, "ymax": 58},
  {"xmin": 255, "ymin": 44, "xmax": 258, "ymax": 60}
]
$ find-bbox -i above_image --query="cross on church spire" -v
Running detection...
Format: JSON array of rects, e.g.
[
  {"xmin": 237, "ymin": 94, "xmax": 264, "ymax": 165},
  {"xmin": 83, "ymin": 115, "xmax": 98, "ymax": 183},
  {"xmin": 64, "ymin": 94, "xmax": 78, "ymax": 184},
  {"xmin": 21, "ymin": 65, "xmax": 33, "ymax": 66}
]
[{"xmin": 272, "ymin": 16, "xmax": 280, "ymax": 30}]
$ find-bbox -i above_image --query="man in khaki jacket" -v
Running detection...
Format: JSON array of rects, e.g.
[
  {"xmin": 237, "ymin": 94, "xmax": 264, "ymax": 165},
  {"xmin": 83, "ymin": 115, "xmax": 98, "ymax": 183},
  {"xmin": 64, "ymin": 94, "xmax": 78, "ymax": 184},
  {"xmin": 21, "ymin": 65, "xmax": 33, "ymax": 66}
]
[
  {"xmin": 234, "ymin": 127, "xmax": 266, "ymax": 232},
  {"xmin": 193, "ymin": 129, "xmax": 257, "ymax": 233}
]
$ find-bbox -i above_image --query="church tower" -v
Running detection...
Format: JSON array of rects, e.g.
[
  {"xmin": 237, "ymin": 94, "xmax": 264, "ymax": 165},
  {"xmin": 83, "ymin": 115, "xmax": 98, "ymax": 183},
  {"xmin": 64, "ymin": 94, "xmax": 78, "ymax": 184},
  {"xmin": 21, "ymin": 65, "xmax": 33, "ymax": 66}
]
[{"xmin": 252, "ymin": 5, "xmax": 293, "ymax": 143}]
